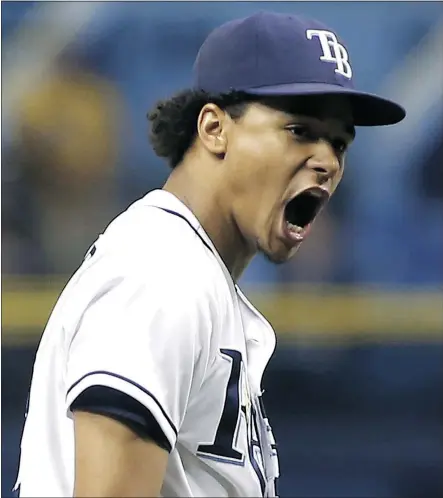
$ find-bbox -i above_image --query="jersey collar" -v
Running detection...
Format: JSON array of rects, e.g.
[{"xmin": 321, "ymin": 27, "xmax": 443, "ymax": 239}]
[{"xmin": 144, "ymin": 189, "xmax": 277, "ymax": 372}]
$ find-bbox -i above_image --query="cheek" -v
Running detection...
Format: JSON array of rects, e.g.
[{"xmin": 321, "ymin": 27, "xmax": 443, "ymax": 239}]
[
  {"xmin": 226, "ymin": 132, "xmax": 290, "ymax": 232},
  {"xmin": 228, "ymin": 131, "xmax": 292, "ymax": 189}
]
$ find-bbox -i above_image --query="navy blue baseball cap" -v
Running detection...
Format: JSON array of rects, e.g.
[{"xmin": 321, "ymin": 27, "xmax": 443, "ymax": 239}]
[{"xmin": 193, "ymin": 11, "xmax": 406, "ymax": 126}]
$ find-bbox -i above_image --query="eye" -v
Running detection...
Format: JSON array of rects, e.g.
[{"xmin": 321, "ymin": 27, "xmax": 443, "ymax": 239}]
[{"xmin": 286, "ymin": 125, "xmax": 313, "ymax": 141}]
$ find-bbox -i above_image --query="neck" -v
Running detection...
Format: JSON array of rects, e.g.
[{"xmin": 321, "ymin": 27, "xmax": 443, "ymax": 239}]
[{"xmin": 163, "ymin": 162, "xmax": 254, "ymax": 281}]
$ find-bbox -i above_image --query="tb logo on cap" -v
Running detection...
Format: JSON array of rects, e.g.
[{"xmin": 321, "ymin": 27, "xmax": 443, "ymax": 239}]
[{"xmin": 306, "ymin": 29, "xmax": 352, "ymax": 79}]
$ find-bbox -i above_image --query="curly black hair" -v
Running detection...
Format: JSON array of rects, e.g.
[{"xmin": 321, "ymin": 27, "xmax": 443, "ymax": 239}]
[{"xmin": 147, "ymin": 89, "xmax": 254, "ymax": 169}]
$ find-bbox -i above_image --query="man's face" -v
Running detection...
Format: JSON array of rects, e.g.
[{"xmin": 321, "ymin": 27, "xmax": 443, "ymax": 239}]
[{"xmin": 223, "ymin": 95, "xmax": 355, "ymax": 263}]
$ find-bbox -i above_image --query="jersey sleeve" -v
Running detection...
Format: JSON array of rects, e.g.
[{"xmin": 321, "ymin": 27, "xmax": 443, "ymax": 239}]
[{"xmin": 65, "ymin": 256, "xmax": 213, "ymax": 450}]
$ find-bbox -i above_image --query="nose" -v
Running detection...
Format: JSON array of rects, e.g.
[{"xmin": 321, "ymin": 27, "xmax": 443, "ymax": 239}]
[{"xmin": 306, "ymin": 141, "xmax": 340, "ymax": 182}]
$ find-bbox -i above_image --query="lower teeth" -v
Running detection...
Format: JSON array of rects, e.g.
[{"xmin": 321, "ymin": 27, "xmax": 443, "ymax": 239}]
[{"xmin": 287, "ymin": 222, "xmax": 303, "ymax": 233}]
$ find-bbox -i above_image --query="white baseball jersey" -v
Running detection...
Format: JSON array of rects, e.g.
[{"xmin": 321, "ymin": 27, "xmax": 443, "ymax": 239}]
[{"xmin": 15, "ymin": 189, "xmax": 279, "ymax": 497}]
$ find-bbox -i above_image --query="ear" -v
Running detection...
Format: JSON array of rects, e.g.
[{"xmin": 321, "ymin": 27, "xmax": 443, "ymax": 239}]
[{"xmin": 196, "ymin": 103, "xmax": 229, "ymax": 157}]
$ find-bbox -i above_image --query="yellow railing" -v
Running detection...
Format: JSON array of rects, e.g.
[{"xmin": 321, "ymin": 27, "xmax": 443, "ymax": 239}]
[{"xmin": 2, "ymin": 277, "xmax": 442, "ymax": 345}]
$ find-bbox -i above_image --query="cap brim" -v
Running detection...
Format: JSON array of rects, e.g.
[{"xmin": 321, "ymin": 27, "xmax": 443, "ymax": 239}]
[{"xmin": 244, "ymin": 82, "xmax": 406, "ymax": 126}]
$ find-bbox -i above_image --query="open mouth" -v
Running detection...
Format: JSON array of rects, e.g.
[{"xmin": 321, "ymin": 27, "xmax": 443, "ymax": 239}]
[{"xmin": 284, "ymin": 188, "xmax": 329, "ymax": 230}]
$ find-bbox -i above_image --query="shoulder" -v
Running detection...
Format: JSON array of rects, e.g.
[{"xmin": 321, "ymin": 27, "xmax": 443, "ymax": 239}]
[
  {"xmin": 101, "ymin": 199, "xmax": 216, "ymax": 281},
  {"xmin": 65, "ymin": 200, "xmax": 225, "ymax": 326}
]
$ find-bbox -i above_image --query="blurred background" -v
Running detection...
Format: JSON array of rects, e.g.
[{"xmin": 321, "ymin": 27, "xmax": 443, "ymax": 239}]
[{"xmin": 1, "ymin": 2, "xmax": 442, "ymax": 497}]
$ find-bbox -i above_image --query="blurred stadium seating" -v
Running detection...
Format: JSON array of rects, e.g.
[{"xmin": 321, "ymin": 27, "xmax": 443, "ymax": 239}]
[{"xmin": 2, "ymin": 2, "xmax": 442, "ymax": 497}]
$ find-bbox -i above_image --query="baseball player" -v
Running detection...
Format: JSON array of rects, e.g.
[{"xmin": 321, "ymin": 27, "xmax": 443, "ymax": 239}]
[{"xmin": 15, "ymin": 11, "xmax": 405, "ymax": 498}]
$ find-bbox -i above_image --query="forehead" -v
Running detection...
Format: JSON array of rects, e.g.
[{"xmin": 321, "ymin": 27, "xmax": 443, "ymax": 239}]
[{"xmin": 248, "ymin": 94, "xmax": 355, "ymax": 136}]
